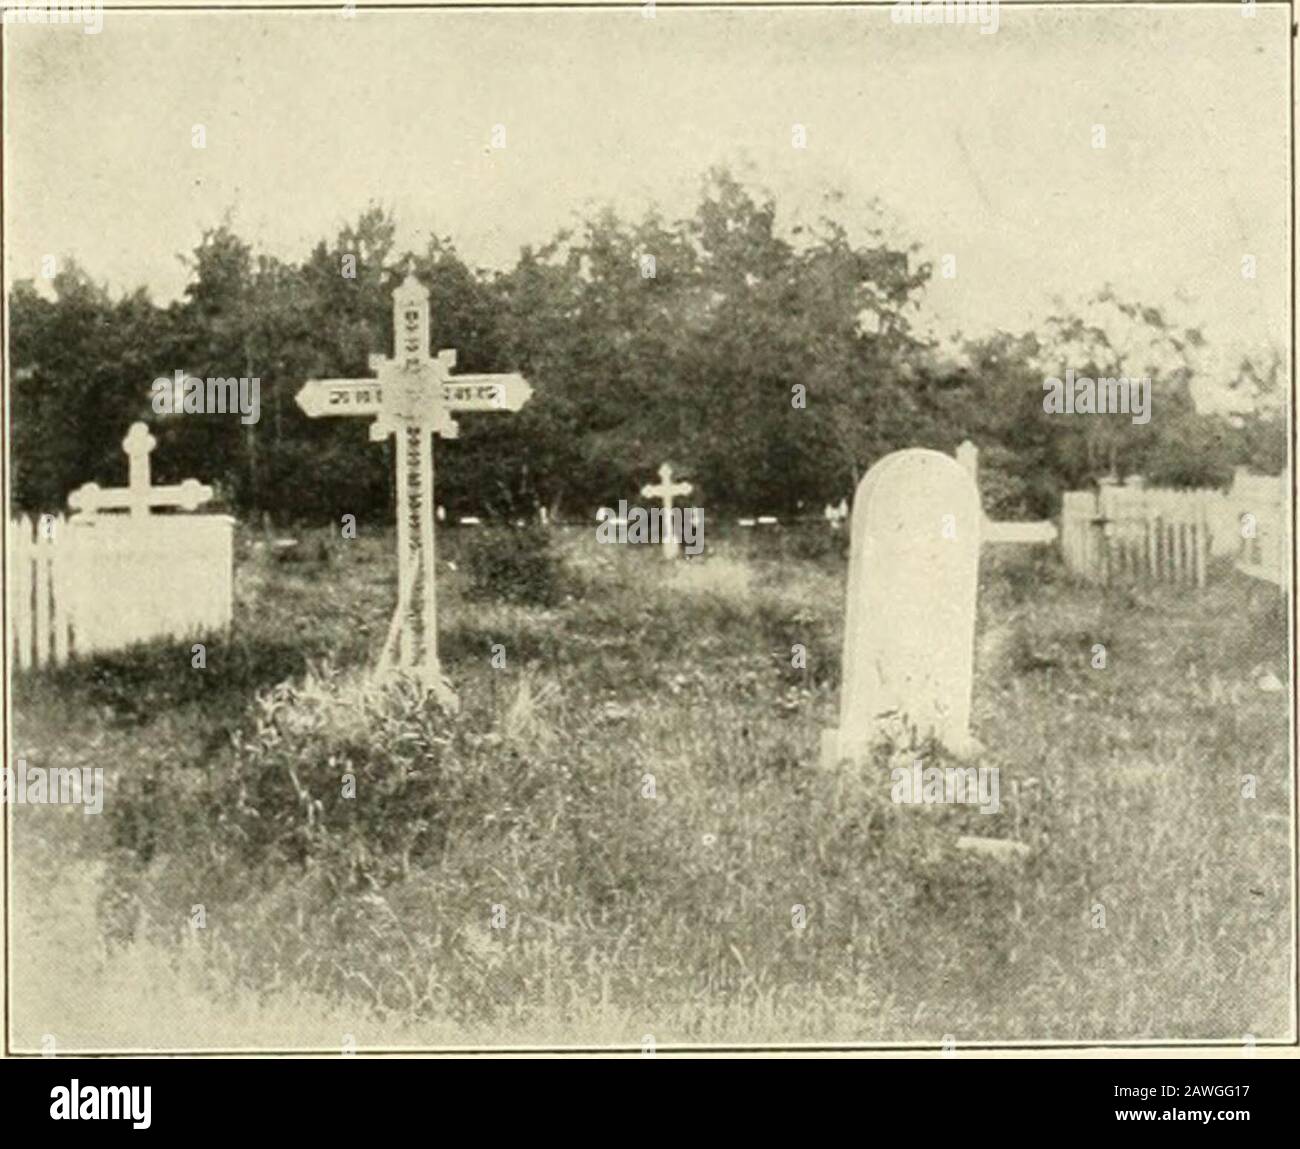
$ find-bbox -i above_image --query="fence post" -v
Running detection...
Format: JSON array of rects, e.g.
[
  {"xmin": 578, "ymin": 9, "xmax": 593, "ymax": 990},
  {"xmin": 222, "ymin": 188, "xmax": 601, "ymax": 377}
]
[
  {"xmin": 11, "ymin": 516, "xmax": 33, "ymax": 670},
  {"xmin": 34, "ymin": 518, "xmax": 52, "ymax": 666},
  {"xmin": 49, "ymin": 514, "xmax": 70, "ymax": 664}
]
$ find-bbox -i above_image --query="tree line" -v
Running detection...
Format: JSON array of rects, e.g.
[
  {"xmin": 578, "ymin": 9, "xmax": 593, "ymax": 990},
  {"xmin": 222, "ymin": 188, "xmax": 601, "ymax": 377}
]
[{"xmin": 8, "ymin": 169, "xmax": 1285, "ymax": 525}]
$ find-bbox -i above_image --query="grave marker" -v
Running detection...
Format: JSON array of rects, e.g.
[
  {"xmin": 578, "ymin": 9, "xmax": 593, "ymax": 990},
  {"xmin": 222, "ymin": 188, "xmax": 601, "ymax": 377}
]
[
  {"xmin": 824, "ymin": 499, "xmax": 848, "ymax": 530},
  {"xmin": 295, "ymin": 272, "xmax": 532, "ymax": 705},
  {"xmin": 823, "ymin": 444, "xmax": 1060, "ymax": 764},
  {"xmin": 956, "ymin": 439, "xmax": 1058, "ymax": 545},
  {"xmin": 58, "ymin": 423, "xmax": 232, "ymax": 658},
  {"xmin": 640, "ymin": 463, "xmax": 693, "ymax": 559},
  {"xmin": 68, "ymin": 423, "xmax": 213, "ymax": 518},
  {"xmin": 823, "ymin": 449, "xmax": 982, "ymax": 762}
]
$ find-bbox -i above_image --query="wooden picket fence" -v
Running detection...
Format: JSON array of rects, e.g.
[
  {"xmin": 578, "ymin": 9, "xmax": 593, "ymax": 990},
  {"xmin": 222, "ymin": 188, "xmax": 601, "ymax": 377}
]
[
  {"xmin": 1061, "ymin": 471, "xmax": 1287, "ymax": 589},
  {"xmin": 8, "ymin": 515, "xmax": 72, "ymax": 670},
  {"xmin": 9, "ymin": 512, "xmax": 236, "ymax": 670},
  {"xmin": 1061, "ymin": 483, "xmax": 1213, "ymax": 587}
]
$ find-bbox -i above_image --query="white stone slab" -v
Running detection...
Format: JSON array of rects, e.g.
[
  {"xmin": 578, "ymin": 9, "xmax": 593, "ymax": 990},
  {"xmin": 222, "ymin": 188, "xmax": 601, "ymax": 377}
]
[{"xmin": 823, "ymin": 449, "xmax": 982, "ymax": 762}]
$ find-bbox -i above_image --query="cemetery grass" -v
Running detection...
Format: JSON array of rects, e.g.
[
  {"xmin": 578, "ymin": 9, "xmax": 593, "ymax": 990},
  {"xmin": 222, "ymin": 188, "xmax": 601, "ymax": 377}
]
[{"xmin": 10, "ymin": 526, "xmax": 1292, "ymax": 1049}]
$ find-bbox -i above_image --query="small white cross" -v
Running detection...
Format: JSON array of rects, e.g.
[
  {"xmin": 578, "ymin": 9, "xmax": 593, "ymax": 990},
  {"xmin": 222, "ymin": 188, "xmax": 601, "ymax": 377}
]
[
  {"xmin": 641, "ymin": 462, "xmax": 694, "ymax": 559},
  {"xmin": 68, "ymin": 422, "xmax": 213, "ymax": 519}
]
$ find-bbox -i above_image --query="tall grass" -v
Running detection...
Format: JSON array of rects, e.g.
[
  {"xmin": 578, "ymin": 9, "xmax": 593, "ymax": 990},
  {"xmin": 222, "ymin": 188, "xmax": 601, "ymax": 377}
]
[{"xmin": 9, "ymin": 525, "xmax": 1292, "ymax": 1049}]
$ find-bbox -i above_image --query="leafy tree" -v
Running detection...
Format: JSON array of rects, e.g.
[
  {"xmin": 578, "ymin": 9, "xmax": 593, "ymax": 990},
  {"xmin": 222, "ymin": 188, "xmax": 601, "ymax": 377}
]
[
  {"xmin": 9, "ymin": 262, "xmax": 169, "ymax": 511},
  {"xmin": 7, "ymin": 177, "xmax": 1285, "ymax": 526}
]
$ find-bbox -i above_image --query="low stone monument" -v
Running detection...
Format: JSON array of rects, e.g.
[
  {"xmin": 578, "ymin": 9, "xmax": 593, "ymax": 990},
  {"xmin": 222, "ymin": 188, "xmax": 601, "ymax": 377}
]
[
  {"xmin": 822, "ymin": 449, "xmax": 982, "ymax": 762},
  {"xmin": 822, "ymin": 443, "xmax": 1060, "ymax": 764},
  {"xmin": 63, "ymin": 422, "xmax": 234, "ymax": 657}
]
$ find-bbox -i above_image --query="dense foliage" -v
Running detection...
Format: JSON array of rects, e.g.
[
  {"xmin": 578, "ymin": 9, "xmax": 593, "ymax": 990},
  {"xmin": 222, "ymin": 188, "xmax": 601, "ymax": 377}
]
[{"xmin": 9, "ymin": 170, "xmax": 1285, "ymax": 523}]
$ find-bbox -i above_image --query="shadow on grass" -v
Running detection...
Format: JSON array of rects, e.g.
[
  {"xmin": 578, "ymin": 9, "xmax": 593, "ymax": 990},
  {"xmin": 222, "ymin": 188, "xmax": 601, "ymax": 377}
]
[{"xmin": 13, "ymin": 634, "xmax": 313, "ymax": 728}]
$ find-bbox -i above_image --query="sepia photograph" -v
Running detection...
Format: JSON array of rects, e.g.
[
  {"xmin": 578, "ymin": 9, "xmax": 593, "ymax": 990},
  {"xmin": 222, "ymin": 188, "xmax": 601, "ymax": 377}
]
[{"xmin": 1, "ymin": 0, "xmax": 1295, "ymax": 1070}]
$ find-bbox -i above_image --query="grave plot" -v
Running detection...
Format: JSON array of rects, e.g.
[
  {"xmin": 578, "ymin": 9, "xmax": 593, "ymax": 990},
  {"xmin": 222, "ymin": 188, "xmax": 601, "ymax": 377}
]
[
  {"xmin": 10, "ymin": 434, "xmax": 1288, "ymax": 1049},
  {"xmin": 9, "ymin": 423, "xmax": 233, "ymax": 667}
]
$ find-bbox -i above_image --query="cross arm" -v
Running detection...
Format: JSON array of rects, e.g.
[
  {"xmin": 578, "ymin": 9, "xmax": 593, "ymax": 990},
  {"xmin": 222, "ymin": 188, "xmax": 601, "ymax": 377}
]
[
  {"xmin": 441, "ymin": 374, "xmax": 532, "ymax": 412},
  {"xmin": 68, "ymin": 479, "xmax": 213, "ymax": 516},
  {"xmin": 295, "ymin": 378, "xmax": 385, "ymax": 418},
  {"xmin": 983, "ymin": 519, "xmax": 1058, "ymax": 545}
]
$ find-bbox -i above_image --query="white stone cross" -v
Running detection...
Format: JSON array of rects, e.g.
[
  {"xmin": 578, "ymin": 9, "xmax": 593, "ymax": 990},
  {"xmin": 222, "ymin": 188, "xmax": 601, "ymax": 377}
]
[
  {"xmin": 640, "ymin": 462, "xmax": 694, "ymax": 559},
  {"xmin": 295, "ymin": 272, "xmax": 533, "ymax": 706},
  {"xmin": 68, "ymin": 422, "xmax": 213, "ymax": 519},
  {"xmin": 957, "ymin": 440, "xmax": 1058, "ymax": 545}
]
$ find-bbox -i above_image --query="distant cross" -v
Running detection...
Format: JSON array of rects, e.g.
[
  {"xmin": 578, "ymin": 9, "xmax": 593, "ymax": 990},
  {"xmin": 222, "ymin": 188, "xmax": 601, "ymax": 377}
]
[
  {"xmin": 295, "ymin": 272, "xmax": 533, "ymax": 706},
  {"xmin": 824, "ymin": 498, "xmax": 848, "ymax": 530},
  {"xmin": 641, "ymin": 462, "xmax": 693, "ymax": 559},
  {"xmin": 68, "ymin": 422, "xmax": 213, "ymax": 519},
  {"xmin": 956, "ymin": 440, "xmax": 1058, "ymax": 546}
]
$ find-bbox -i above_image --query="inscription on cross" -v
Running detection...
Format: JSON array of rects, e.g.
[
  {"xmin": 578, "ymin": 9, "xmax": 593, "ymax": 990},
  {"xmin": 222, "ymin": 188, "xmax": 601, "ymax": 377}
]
[{"xmin": 295, "ymin": 273, "xmax": 533, "ymax": 705}]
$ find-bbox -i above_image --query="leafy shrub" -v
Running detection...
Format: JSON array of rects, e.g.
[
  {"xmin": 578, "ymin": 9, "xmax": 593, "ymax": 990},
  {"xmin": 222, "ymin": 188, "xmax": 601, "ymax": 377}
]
[
  {"xmin": 462, "ymin": 525, "xmax": 566, "ymax": 605},
  {"xmin": 106, "ymin": 671, "xmax": 485, "ymax": 892}
]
